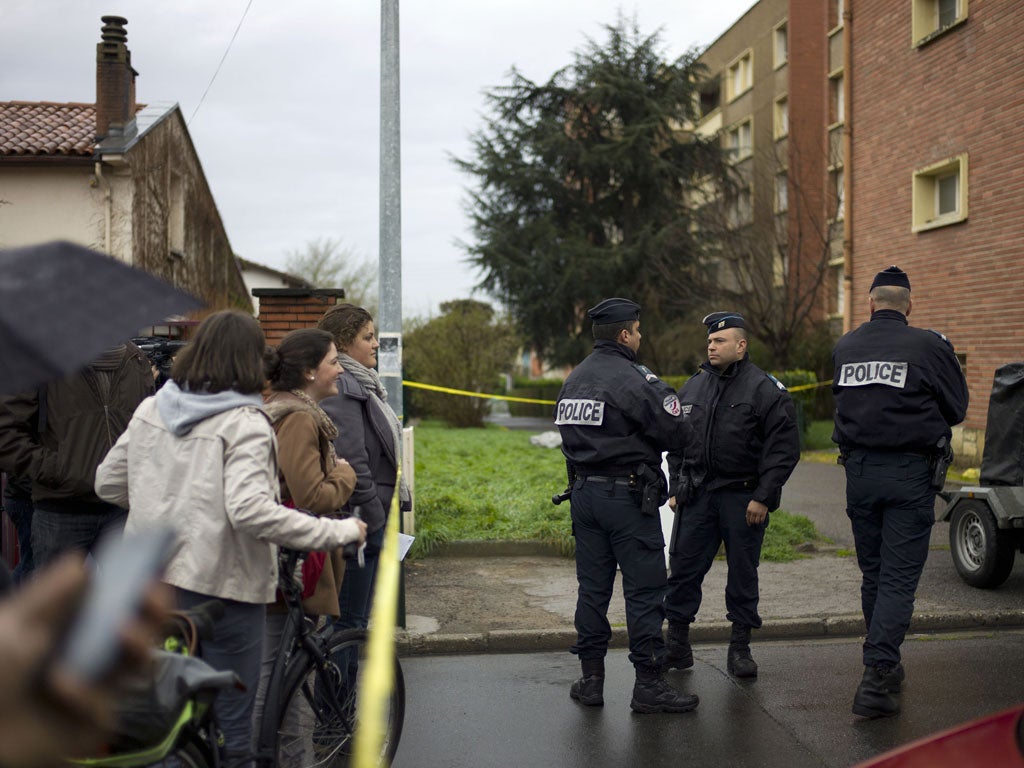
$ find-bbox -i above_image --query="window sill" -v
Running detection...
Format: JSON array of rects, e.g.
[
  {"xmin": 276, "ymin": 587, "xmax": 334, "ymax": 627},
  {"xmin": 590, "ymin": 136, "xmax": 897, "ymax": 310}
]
[
  {"xmin": 913, "ymin": 16, "xmax": 967, "ymax": 49},
  {"xmin": 912, "ymin": 213, "xmax": 968, "ymax": 233}
]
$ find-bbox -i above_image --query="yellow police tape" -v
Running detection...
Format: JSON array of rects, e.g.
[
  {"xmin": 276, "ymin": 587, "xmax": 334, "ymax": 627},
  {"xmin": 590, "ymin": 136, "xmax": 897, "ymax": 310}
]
[
  {"xmin": 403, "ymin": 378, "xmax": 833, "ymax": 403},
  {"xmin": 352, "ymin": 467, "xmax": 402, "ymax": 767}
]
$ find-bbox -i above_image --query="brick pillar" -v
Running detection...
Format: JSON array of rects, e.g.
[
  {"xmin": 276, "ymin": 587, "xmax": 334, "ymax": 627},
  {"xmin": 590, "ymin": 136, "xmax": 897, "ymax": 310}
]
[
  {"xmin": 95, "ymin": 15, "xmax": 137, "ymax": 141},
  {"xmin": 252, "ymin": 288, "xmax": 346, "ymax": 345}
]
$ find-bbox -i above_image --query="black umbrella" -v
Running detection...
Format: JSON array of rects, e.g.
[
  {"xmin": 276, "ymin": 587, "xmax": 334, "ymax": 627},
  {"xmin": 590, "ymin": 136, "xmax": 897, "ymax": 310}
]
[{"xmin": 0, "ymin": 241, "xmax": 205, "ymax": 394}]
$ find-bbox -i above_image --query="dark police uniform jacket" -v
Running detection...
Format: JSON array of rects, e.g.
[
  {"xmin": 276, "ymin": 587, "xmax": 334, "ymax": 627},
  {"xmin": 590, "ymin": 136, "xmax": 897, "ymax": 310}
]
[
  {"xmin": 555, "ymin": 339, "xmax": 681, "ymax": 475},
  {"xmin": 668, "ymin": 355, "xmax": 799, "ymax": 511},
  {"xmin": 832, "ymin": 309, "xmax": 968, "ymax": 452}
]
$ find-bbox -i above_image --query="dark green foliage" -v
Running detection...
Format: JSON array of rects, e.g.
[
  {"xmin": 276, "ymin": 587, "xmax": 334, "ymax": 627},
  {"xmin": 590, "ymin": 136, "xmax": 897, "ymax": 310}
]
[
  {"xmin": 403, "ymin": 300, "xmax": 519, "ymax": 428},
  {"xmin": 454, "ymin": 17, "xmax": 728, "ymax": 371}
]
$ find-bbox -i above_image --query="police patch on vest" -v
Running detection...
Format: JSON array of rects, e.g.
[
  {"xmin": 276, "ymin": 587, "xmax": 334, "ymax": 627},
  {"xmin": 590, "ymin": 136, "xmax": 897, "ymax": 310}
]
[
  {"xmin": 663, "ymin": 394, "xmax": 681, "ymax": 416},
  {"xmin": 555, "ymin": 399, "xmax": 605, "ymax": 425},
  {"xmin": 836, "ymin": 361, "xmax": 909, "ymax": 389}
]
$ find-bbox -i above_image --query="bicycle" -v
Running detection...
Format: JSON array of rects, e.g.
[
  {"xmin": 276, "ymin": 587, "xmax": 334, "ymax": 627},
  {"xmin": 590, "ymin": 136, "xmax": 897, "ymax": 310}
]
[
  {"xmin": 73, "ymin": 600, "xmax": 238, "ymax": 768},
  {"xmin": 254, "ymin": 547, "xmax": 405, "ymax": 768}
]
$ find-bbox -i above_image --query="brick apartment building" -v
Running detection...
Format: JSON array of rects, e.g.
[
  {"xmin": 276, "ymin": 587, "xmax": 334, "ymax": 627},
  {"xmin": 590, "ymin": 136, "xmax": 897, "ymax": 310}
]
[
  {"xmin": 849, "ymin": 0, "xmax": 1024, "ymax": 460},
  {"xmin": 699, "ymin": 0, "xmax": 1023, "ymax": 461}
]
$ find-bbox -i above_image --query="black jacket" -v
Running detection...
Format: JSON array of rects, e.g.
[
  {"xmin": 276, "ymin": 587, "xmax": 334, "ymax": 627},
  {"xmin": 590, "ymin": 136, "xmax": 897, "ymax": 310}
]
[
  {"xmin": 832, "ymin": 309, "xmax": 969, "ymax": 452},
  {"xmin": 555, "ymin": 340, "xmax": 682, "ymax": 474},
  {"xmin": 320, "ymin": 372, "xmax": 398, "ymax": 534},
  {"xmin": 0, "ymin": 344, "xmax": 154, "ymax": 503},
  {"xmin": 668, "ymin": 355, "xmax": 799, "ymax": 511}
]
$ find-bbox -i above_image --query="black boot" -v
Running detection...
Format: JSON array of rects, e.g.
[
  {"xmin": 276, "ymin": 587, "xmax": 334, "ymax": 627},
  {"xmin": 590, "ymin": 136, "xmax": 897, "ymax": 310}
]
[
  {"xmin": 630, "ymin": 667, "xmax": 699, "ymax": 714},
  {"xmin": 727, "ymin": 624, "xmax": 758, "ymax": 679},
  {"xmin": 570, "ymin": 658, "xmax": 605, "ymax": 707},
  {"xmin": 852, "ymin": 664, "xmax": 901, "ymax": 718},
  {"xmin": 665, "ymin": 622, "xmax": 693, "ymax": 670}
]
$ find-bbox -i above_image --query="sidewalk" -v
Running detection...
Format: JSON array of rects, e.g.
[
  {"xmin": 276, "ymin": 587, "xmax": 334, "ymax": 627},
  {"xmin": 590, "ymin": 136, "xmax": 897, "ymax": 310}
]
[{"xmin": 396, "ymin": 543, "xmax": 1024, "ymax": 656}]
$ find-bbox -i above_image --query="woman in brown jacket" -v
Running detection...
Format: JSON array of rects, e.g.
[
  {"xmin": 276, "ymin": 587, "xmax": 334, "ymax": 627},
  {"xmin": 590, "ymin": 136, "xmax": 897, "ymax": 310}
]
[{"xmin": 255, "ymin": 328, "xmax": 358, "ymax": 742}]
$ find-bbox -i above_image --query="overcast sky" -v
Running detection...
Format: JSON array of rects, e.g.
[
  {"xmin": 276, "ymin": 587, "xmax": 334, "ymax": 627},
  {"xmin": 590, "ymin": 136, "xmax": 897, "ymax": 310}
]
[{"xmin": 3, "ymin": 0, "xmax": 754, "ymax": 317}]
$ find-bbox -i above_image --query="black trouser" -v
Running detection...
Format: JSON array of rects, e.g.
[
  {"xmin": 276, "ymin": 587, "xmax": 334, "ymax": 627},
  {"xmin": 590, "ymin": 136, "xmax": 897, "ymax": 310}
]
[
  {"xmin": 844, "ymin": 450, "xmax": 934, "ymax": 668},
  {"xmin": 665, "ymin": 487, "xmax": 766, "ymax": 630},
  {"xmin": 570, "ymin": 477, "xmax": 667, "ymax": 671}
]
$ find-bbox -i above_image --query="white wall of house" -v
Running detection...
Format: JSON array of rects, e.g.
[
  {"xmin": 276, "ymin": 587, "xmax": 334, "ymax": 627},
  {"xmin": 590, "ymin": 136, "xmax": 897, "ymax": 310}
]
[{"xmin": 0, "ymin": 164, "xmax": 135, "ymax": 263}]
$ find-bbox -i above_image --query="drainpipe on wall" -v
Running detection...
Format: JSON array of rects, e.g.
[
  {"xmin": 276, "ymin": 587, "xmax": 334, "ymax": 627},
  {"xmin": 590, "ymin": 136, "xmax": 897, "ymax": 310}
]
[
  {"xmin": 842, "ymin": 4, "xmax": 854, "ymax": 333},
  {"xmin": 93, "ymin": 161, "xmax": 112, "ymax": 254}
]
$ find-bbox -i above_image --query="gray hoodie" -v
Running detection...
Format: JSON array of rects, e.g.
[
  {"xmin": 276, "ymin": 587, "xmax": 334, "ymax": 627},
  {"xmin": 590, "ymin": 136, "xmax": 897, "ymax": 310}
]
[{"xmin": 156, "ymin": 380, "xmax": 264, "ymax": 436}]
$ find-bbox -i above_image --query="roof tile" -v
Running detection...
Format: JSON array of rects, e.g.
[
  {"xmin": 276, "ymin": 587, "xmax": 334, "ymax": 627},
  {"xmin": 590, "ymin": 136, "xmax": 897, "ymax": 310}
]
[{"xmin": 1, "ymin": 102, "xmax": 98, "ymax": 157}]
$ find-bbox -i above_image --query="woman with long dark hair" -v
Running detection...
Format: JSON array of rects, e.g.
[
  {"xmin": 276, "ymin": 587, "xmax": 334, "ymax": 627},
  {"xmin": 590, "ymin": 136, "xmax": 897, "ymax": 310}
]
[{"xmin": 95, "ymin": 310, "xmax": 366, "ymax": 767}]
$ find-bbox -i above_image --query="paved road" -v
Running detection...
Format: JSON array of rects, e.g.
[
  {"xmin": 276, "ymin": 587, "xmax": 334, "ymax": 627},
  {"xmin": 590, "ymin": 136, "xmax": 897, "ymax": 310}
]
[{"xmin": 392, "ymin": 629, "xmax": 1024, "ymax": 768}]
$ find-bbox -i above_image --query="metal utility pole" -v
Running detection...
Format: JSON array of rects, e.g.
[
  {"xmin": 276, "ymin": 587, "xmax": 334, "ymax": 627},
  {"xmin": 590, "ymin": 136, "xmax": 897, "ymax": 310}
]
[{"xmin": 378, "ymin": 0, "xmax": 403, "ymax": 420}]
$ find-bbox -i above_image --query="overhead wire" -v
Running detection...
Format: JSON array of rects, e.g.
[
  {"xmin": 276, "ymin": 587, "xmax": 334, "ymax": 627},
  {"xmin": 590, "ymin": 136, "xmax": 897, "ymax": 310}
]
[{"xmin": 187, "ymin": 0, "xmax": 254, "ymax": 126}]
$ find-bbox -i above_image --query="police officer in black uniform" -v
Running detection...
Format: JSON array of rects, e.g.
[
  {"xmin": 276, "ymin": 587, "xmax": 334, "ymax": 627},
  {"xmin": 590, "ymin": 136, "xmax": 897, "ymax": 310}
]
[
  {"xmin": 833, "ymin": 265, "xmax": 968, "ymax": 718},
  {"xmin": 664, "ymin": 311, "xmax": 800, "ymax": 679},
  {"xmin": 555, "ymin": 297, "xmax": 698, "ymax": 714}
]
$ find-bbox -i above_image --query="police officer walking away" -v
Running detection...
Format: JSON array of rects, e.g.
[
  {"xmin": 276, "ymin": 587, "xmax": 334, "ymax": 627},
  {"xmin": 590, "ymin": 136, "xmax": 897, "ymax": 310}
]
[
  {"xmin": 555, "ymin": 298, "xmax": 697, "ymax": 714},
  {"xmin": 665, "ymin": 312, "xmax": 800, "ymax": 679},
  {"xmin": 832, "ymin": 266, "xmax": 968, "ymax": 719}
]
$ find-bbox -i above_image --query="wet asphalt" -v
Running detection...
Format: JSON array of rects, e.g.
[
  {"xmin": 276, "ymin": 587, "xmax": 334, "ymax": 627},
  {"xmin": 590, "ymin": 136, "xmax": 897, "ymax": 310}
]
[{"xmin": 391, "ymin": 629, "xmax": 1024, "ymax": 768}]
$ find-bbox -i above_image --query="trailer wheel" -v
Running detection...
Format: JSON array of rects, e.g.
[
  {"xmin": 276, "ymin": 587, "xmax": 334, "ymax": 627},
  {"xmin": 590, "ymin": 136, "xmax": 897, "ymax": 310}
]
[{"xmin": 949, "ymin": 501, "xmax": 1016, "ymax": 588}]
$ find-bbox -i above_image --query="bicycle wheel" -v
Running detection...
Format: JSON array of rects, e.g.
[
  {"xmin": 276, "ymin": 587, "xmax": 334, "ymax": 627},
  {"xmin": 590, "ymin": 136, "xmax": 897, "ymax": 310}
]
[{"xmin": 271, "ymin": 628, "xmax": 404, "ymax": 768}]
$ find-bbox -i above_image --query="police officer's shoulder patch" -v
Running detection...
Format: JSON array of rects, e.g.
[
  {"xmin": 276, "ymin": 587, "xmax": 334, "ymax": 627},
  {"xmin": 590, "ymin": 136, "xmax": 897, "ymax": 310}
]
[
  {"xmin": 927, "ymin": 328, "xmax": 954, "ymax": 348},
  {"xmin": 766, "ymin": 373, "xmax": 787, "ymax": 391},
  {"xmin": 663, "ymin": 393, "xmax": 681, "ymax": 416},
  {"xmin": 631, "ymin": 364, "xmax": 660, "ymax": 384}
]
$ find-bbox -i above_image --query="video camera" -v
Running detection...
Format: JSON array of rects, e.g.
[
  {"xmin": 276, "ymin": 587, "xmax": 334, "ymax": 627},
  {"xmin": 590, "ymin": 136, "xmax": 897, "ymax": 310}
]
[{"xmin": 132, "ymin": 336, "xmax": 188, "ymax": 388}]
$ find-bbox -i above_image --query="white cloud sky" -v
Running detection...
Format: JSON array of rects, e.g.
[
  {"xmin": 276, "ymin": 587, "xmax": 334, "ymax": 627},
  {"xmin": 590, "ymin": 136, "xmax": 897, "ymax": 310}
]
[{"xmin": 2, "ymin": 0, "xmax": 754, "ymax": 316}]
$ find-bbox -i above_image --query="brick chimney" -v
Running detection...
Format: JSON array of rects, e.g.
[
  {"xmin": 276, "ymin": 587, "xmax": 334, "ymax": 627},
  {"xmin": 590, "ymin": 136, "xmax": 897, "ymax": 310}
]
[
  {"xmin": 95, "ymin": 15, "xmax": 138, "ymax": 142},
  {"xmin": 252, "ymin": 288, "xmax": 347, "ymax": 345}
]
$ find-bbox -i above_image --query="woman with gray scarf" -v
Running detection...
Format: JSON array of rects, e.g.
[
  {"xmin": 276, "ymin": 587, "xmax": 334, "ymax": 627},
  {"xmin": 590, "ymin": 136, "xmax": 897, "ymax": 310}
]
[{"xmin": 318, "ymin": 304, "xmax": 409, "ymax": 634}]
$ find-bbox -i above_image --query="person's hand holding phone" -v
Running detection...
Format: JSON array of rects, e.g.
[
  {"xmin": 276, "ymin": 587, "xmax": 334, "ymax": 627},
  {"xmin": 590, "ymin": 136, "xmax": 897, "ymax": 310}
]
[{"xmin": 0, "ymin": 551, "xmax": 170, "ymax": 768}]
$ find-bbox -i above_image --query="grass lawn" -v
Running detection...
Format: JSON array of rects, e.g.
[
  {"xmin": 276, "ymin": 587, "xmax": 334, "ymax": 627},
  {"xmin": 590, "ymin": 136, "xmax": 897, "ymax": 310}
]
[{"xmin": 411, "ymin": 421, "xmax": 828, "ymax": 561}]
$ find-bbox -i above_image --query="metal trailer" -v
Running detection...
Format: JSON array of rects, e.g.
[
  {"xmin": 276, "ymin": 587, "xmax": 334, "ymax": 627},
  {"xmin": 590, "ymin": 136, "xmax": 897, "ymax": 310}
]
[{"xmin": 939, "ymin": 486, "xmax": 1024, "ymax": 588}]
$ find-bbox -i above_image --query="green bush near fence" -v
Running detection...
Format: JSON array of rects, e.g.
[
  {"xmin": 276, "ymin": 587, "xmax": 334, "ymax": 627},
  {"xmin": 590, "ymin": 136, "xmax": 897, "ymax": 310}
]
[{"xmin": 411, "ymin": 421, "xmax": 828, "ymax": 560}]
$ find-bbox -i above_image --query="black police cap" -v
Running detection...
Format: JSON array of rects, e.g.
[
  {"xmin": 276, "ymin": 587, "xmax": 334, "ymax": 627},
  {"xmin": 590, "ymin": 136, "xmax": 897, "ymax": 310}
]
[
  {"xmin": 588, "ymin": 297, "xmax": 640, "ymax": 325},
  {"xmin": 702, "ymin": 311, "xmax": 746, "ymax": 335},
  {"xmin": 870, "ymin": 265, "xmax": 911, "ymax": 292}
]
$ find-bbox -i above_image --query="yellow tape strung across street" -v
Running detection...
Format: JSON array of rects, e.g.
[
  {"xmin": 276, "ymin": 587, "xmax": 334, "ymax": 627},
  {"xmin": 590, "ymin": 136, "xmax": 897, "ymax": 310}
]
[
  {"xmin": 352, "ymin": 468, "xmax": 402, "ymax": 767},
  {"xmin": 403, "ymin": 379, "xmax": 557, "ymax": 405},
  {"xmin": 402, "ymin": 378, "xmax": 833, "ymax": 402}
]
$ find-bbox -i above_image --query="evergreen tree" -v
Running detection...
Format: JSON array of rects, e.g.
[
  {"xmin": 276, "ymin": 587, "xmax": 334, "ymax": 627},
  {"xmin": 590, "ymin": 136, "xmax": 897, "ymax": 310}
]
[{"xmin": 454, "ymin": 17, "xmax": 727, "ymax": 370}]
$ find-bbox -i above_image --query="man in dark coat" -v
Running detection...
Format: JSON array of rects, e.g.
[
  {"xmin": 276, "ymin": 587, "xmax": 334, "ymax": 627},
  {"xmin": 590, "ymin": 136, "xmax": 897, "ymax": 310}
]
[
  {"xmin": 832, "ymin": 265, "xmax": 968, "ymax": 718},
  {"xmin": 556, "ymin": 297, "xmax": 697, "ymax": 714},
  {"xmin": 665, "ymin": 312, "xmax": 800, "ymax": 679}
]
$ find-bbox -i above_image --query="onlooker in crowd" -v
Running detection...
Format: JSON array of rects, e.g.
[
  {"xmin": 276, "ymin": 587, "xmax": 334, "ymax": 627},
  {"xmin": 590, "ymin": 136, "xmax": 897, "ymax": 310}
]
[
  {"xmin": 256, "ymin": 328, "xmax": 358, "ymax": 754},
  {"xmin": 2, "ymin": 474, "xmax": 35, "ymax": 584},
  {"xmin": 0, "ymin": 344, "xmax": 154, "ymax": 567},
  {"xmin": 555, "ymin": 297, "xmax": 696, "ymax": 714},
  {"xmin": 94, "ymin": 310, "xmax": 366, "ymax": 766},
  {"xmin": 318, "ymin": 304, "xmax": 409, "ymax": 637},
  {"xmin": 832, "ymin": 266, "xmax": 968, "ymax": 718},
  {"xmin": 665, "ymin": 312, "xmax": 800, "ymax": 680}
]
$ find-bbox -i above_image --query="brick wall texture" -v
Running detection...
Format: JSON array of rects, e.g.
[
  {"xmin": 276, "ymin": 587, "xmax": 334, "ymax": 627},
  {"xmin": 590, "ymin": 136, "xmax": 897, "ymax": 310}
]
[
  {"xmin": 851, "ymin": 0, "xmax": 1024, "ymax": 432},
  {"xmin": 257, "ymin": 293, "xmax": 343, "ymax": 345}
]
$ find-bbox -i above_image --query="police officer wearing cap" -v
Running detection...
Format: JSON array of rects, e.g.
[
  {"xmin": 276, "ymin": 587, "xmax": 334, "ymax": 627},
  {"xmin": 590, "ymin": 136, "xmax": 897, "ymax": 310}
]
[
  {"xmin": 555, "ymin": 297, "xmax": 698, "ymax": 714},
  {"xmin": 664, "ymin": 311, "xmax": 800, "ymax": 679},
  {"xmin": 833, "ymin": 265, "xmax": 968, "ymax": 719}
]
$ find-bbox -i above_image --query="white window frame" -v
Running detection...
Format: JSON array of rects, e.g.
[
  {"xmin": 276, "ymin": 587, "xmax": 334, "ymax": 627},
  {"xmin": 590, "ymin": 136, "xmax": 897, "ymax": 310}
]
[
  {"xmin": 912, "ymin": 153, "xmax": 968, "ymax": 232},
  {"xmin": 829, "ymin": 73, "xmax": 845, "ymax": 126},
  {"xmin": 774, "ymin": 95, "xmax": 789, "ymax": 139},
  {"xmin": 726, "ymin": 118, "xmax": 753, "ymax": 162},
  {"xmin": 912, "ymin": 0, "xmax": 968, "ymax": 46},
  {"xmin": 773, "ymin": 21, "xmax": 788, "ymax": 69},
  {"xmin": 726, "ymin": 50, "xmax": 753, "ymax": 102},
  {"xmin": 775, "ymin": 171, "xmax": 788, "ymax": 213}
]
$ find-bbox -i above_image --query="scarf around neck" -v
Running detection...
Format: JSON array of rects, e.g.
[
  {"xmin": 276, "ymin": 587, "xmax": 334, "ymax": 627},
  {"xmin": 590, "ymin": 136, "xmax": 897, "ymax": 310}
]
[{"xmin": 264, "ymin": 389, "xmax": 340, "ymax": 466}]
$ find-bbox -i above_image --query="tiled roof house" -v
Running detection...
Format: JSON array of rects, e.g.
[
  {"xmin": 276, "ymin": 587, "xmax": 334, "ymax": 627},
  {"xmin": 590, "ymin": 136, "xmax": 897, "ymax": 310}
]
[{"xmin": 0, "ymin": 16, "xmax": 251, "ymax": 312}]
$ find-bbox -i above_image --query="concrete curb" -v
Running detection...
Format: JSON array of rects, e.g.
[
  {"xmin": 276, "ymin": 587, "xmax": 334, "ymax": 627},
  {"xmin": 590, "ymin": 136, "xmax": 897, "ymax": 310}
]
[{"xmin": 394, "ymin": 609, "xmax": 1024, "ymax": 657}]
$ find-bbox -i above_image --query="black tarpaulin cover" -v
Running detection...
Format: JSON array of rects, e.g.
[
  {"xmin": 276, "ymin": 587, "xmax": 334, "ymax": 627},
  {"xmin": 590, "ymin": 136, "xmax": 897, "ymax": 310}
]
[{"xmin": 980, "ymin": 362, "xmax": 1024, "ymax": 486}]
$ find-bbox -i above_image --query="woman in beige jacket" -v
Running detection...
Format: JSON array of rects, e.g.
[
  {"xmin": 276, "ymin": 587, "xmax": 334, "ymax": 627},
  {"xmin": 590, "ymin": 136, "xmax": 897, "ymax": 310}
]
[
  {"xmin": 255, "ymin": 329, "xmax": 358, "ymax": 750},
  {"xmin": 94, "ymin": 311, "xmax": 366, "ymax": 767}
]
